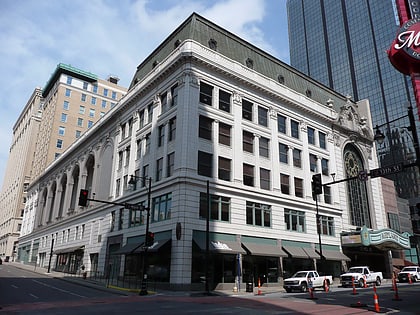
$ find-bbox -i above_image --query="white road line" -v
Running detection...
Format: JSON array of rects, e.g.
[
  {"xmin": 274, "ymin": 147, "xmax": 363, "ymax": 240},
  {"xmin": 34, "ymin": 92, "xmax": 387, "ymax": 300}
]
[
  {"xmin": 11, "ymin": 284, "xmax": 18, "ymax": 289},
  {"xmin": 31, "ymin": 279, "xmax": 87, "ymax": 298},
  {"xmin": 29, "ymin": 294, "xmax": 39, "ymax": 299}
]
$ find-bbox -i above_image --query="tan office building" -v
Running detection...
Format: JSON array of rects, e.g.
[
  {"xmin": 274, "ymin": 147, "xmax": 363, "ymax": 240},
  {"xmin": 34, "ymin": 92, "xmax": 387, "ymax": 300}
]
[{"xmin": 0, "ymin": 64, "xmax": 127, "ymax": 261}]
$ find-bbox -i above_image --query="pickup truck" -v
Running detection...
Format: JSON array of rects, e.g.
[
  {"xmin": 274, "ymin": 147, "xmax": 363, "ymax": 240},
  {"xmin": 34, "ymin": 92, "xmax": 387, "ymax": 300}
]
[
  {"xmin": 397, "ymin": 266, "xmax": 420, "ymax": 282},
  {"xmin": 283, "ymin": 270, "xmax": 333, "ymax": 293},
  {"xmin": 340, "ymin": 266, "xmax": 383, "ymax": 287}
]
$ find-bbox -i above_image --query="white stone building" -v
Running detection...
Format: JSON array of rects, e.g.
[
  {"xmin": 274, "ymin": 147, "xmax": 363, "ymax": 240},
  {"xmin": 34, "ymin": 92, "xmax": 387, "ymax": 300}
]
[{"xmin": 18, "ymin": 13, "xmax": 408, "ymax": 290}]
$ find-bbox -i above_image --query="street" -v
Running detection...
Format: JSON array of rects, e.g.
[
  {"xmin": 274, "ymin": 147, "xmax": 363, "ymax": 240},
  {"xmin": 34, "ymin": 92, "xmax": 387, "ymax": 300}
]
[{"xmin": 1, "ymin": 263, "xmax": 420, "ymax": 314}]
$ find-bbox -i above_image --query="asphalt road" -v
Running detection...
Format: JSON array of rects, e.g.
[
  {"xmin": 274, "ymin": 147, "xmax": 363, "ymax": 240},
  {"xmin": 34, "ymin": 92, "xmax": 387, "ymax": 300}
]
[
  {"xmin": 0, "ymin": 263, "xmax": 125, "ymax": 310},
  {"xmin": 1, "ymin": 263, "xmax": 420, "ymax": 314}
]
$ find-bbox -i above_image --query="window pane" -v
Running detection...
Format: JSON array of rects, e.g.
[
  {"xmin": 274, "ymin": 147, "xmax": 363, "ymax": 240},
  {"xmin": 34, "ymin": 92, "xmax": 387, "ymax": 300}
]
[
  {"xmin": 277, "ymin": 114, "xmax": 286, "ymax": 133},
  {"xmin": 242, "ymin": 100, "xmax": 253, "ymax": 121},
  {"xmin": 219, "ymin": 90, "xmax": 231, "ymax": 112},
  {"xmin": 258, "ymin": 106, "xmax": 268, "ymax": 127},
  {"xmin": 200, "ymin": 82, "xmax": 213, "ymax": 105}
]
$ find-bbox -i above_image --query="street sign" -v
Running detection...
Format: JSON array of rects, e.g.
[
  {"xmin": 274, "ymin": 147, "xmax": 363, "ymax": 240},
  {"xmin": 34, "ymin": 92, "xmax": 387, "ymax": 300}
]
[{"xmin": 370, "ymin": 163, "xmax": 403, "ymax": 178}]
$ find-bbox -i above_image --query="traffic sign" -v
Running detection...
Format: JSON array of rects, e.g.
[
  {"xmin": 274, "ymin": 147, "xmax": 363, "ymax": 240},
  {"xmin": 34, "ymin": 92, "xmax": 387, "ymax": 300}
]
[{"xmin": 370, "ymin": 163, "xmax": 403, "ymax": 178}]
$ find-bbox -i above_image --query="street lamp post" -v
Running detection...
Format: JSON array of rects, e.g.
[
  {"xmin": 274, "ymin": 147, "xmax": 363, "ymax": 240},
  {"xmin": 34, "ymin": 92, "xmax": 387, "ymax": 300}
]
[{"xmin": 128, "ymin": 175, "xmax": 152, "ymax": 296}]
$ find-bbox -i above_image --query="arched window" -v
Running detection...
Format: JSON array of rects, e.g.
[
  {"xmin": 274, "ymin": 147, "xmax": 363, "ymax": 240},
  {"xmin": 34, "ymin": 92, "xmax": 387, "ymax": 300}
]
[{"xmin": 343, "ymin": 145, "xmax": 371, "ymax": 228}]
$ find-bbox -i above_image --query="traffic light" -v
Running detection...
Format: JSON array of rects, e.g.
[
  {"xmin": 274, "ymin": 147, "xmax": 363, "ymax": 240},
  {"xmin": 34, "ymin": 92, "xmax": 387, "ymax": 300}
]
[
  {"xmin": 312, "ymin": 174, "xmax": 323, "ymax": 195},
  {"xmin": 78, "ymin": 189, "xmax": 89, "ymax": 207},
  {"xmin": 145, "ymin": 231, "xmax": 155, "ymax": 246}
]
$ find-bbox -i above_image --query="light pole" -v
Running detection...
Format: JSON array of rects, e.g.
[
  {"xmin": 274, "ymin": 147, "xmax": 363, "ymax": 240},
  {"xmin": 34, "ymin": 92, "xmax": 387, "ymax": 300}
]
[{"xmin": 128, "ymin": 175, "xmax": 152, "ymax": 295}]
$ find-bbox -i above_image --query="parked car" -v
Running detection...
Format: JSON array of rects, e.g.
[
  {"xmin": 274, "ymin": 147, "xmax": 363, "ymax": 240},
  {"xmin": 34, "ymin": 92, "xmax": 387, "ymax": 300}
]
[
  {"xmin": 283, "ymin": 270, "xmax": 333, "ymax": 293},
  {"xmin": 0, "ymin": 257, "xmax": 2, "ymax": 264},
  {"xmin": 340, "ymin": 266, "xmax": 383, "ymax": 287},
  {"xmin": 398, "ymin": 266, "xmax": 420, "ymax": 282}
]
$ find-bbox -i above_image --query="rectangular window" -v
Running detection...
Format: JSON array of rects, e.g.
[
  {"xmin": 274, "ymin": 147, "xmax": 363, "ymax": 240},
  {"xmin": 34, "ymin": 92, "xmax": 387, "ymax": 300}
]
[
  {"xmin": 324, "ymin": 186, "xmax": 332, "ymax": 204},
  {"xmin": 321, "ymin": 158, "xmax": 329, "ymax": 175},
  {"xmin": 258, "ymin": 106, "xmax": 268, "ymax": 127},
  {"xmin": 167, "ymin": 152, "xmax": 175, "ymax": 177},
  {"xmin": 58, "ymin": 126, "xmax": 65, "ymax": 136},
  {"xmin": 139, "ymin": 109, "xmax": 145, "ymax": 128},
  {"xmin": 129, "ymin": 201, "xmax": 145, "ymax": 227},
  {"xmin": 103, "ymin": 88, "xmax": 108, "ymax": 97},
  {"xmin": 198, "ymin": 151, "xmax": 213, "ymax": 177},
  {"xmin": 169, "ymin": 117, "xmax": 176, "ymax": 141},
  {"xmin": 65, "ymin": 88, "xmax": 71, "ymax": 97},
  {"xmin": 148, "ymin": 103, "xmax": 153, "ymax": 123},
  {"xmin": 158, "ymin": 124, "xmax": 165, "ymax": 146},
  {"xmin": 61, "ymin": 113, "xmax": 68, "ymax": 123},
  {"xmin": 277, "ymin": 114, "xmax": 286, "ymax": 133},
  {"xmin": 81, "ymin": 93, "xmax": 87, "ymax": 102},
  {"xmin": 118, "ymin": 208, "xmax": 123, "ymax": 230},
  {"xmin": 388, "ymin": 213, "xmax": 401, "ymax": 232},
  {"xmin": 294, "ymin": 177, "xmax": 303, "ymax": 197},
  {"xmin": 199, "ymin": 82, "xmax": 213, "ymax": 105},
  {"xmin": 125, "ymin": 146, "xmax": 130, "ymax": 166},
  {"xmin": 67, "ymin": 76, "xmax": 72, "ymax": 84},
  {"xmin": 259, "ymin": 137, "xmax": 269, "ymax": 158},
  {"xmin": 112, "ymin": 91, "xmax": 117, "ymax": 99},
  {"xmin": 160, "ymin": 92, "xmax": 167, "ymax": 112},
  {"xmin": 293, "ymin": 148, "xmax": 301, "ymax": 168},
  {"xmin": 319, "ymin": 131, "xmax": 326, "ymax": 149},
  {"xmin": 63, "ymin": 101, "xmax": 69, "ymax": 110},
  {"xmin": 280, "ymin": 173, "xmax": 290, "ymax": 194},
  {"xmin": 91, "ymin": 96, "xmax": 97, "ymax": 105},
  {"xmin": 320, "ymin": 215, "xmax": 334, "ymax": 236},
  {"xmin": 243, "ymin": 163, "xmax": 254, "ymax": 186},
  {"xmin": 279, "ymin": 143, "xmax": 288, "ymax": 164},
  {"xmin": 83, "ymin": 82, "xmax": 88, "ymax": 90},
  {"xmin": 142, "ymin": 165, "xmax": 149, "ymax": 185},
  {"xmin": 118, "ymin": 151, "xmax": 123, "ymax": 170},
  {"xmin": 260, "ymin": 168, "xmax": 270, "ymax": 190},
  {"xmin": 199, "ymin": 115, "xmax": 213, "ymax": 140},
  {"xmin": 89, "ymin": 109, "xmax": 95, "ymax": 117},
  {"xmin": 75, "ymin": 130, "xmax": 81, "ymax": 138},
  {"xmin": 152, "ymin": 193, "xmax": 172, "ymax": 222},
  {"xmin": 246, "ymin": 202, "xmax": 271, "ymax": 227},
  {"xmin": 156, "ymin": 158, "xmax": 163, "ymax": 181},
  {"xmin": 92, "ymin": 85, "xmax": 98, "ymax": 93},
  {"xmin": 218, "ymin": 157, "xmax": 231, "ymax": 181},
  {"xmin": 219, "ymin": 90, "xmax": 231, "ymax": 112},
  {"xmin": 102, "ymin": 100, "xmax": 107, "ymax": 108},
  {"xmin": 171, "ymin": 84, "xmax": 178, "ymax": 107},
  {"xmin": 243, "ymin": 130, "xmax": 254, "ymax": 153},
  {"xmin": 145, "ymin": 133, "xmax": 151, "ymax": 154},
  {"xmin": 114, "ymin": 180, "xmax": 120, "ymax": 199},
  {"xmin": 308, "ymin": 127, "xmax": 315, "ymax": 145},
  {"xmin": 218, "ymin": 122, "xmax": 231, "ymax": 146},
  {"xmin": 199, "ymin": 193, "xmax": 230, "ymax": 222},
  {"xmin": 284, "ymin": 209, "xmax": 305, "ymax": 232},
  {"xmin": 136, "ymin": 139, "xmax": 141, "ymax": 159},
  {"xmin": 291, "ymin": 119, "xmax": 299, "ymax": 139},
  {"xmin": 88, "ymin": 120, "xmax": 93, "ymax": 128},
  {"xmin": 56, "ymin": 139, "xmax": 63, "ymax": 149},
  {"xmin": 79, "ymin": 106, "xmax": 85, "ymax": 114},
  {"xmin": 310, "ymin": 154, "xmax": 317, "ymax": 172},
  {"xmin": 242, "ymin": 99, "xmax": 253, "ymax": 121}
]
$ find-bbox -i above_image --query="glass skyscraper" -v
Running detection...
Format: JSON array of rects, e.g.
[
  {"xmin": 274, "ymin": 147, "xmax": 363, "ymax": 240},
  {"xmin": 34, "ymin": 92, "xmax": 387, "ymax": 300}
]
[{"xmin": 287, "ymin": 0, "xmax": 420, "ymax": 201}]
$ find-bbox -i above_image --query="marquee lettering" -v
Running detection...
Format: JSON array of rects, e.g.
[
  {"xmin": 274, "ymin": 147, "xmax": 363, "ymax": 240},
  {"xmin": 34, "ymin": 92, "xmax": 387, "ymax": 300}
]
[{"xmin": 394, "ymin": 30, "xmax": 420, "ymax": 49}]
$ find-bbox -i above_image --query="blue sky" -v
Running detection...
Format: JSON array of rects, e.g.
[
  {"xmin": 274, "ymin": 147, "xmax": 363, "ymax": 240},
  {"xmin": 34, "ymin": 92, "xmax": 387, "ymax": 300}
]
[{"xmin": 0, "ymin": 0, "xmax": 289, "ymax": 185}]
